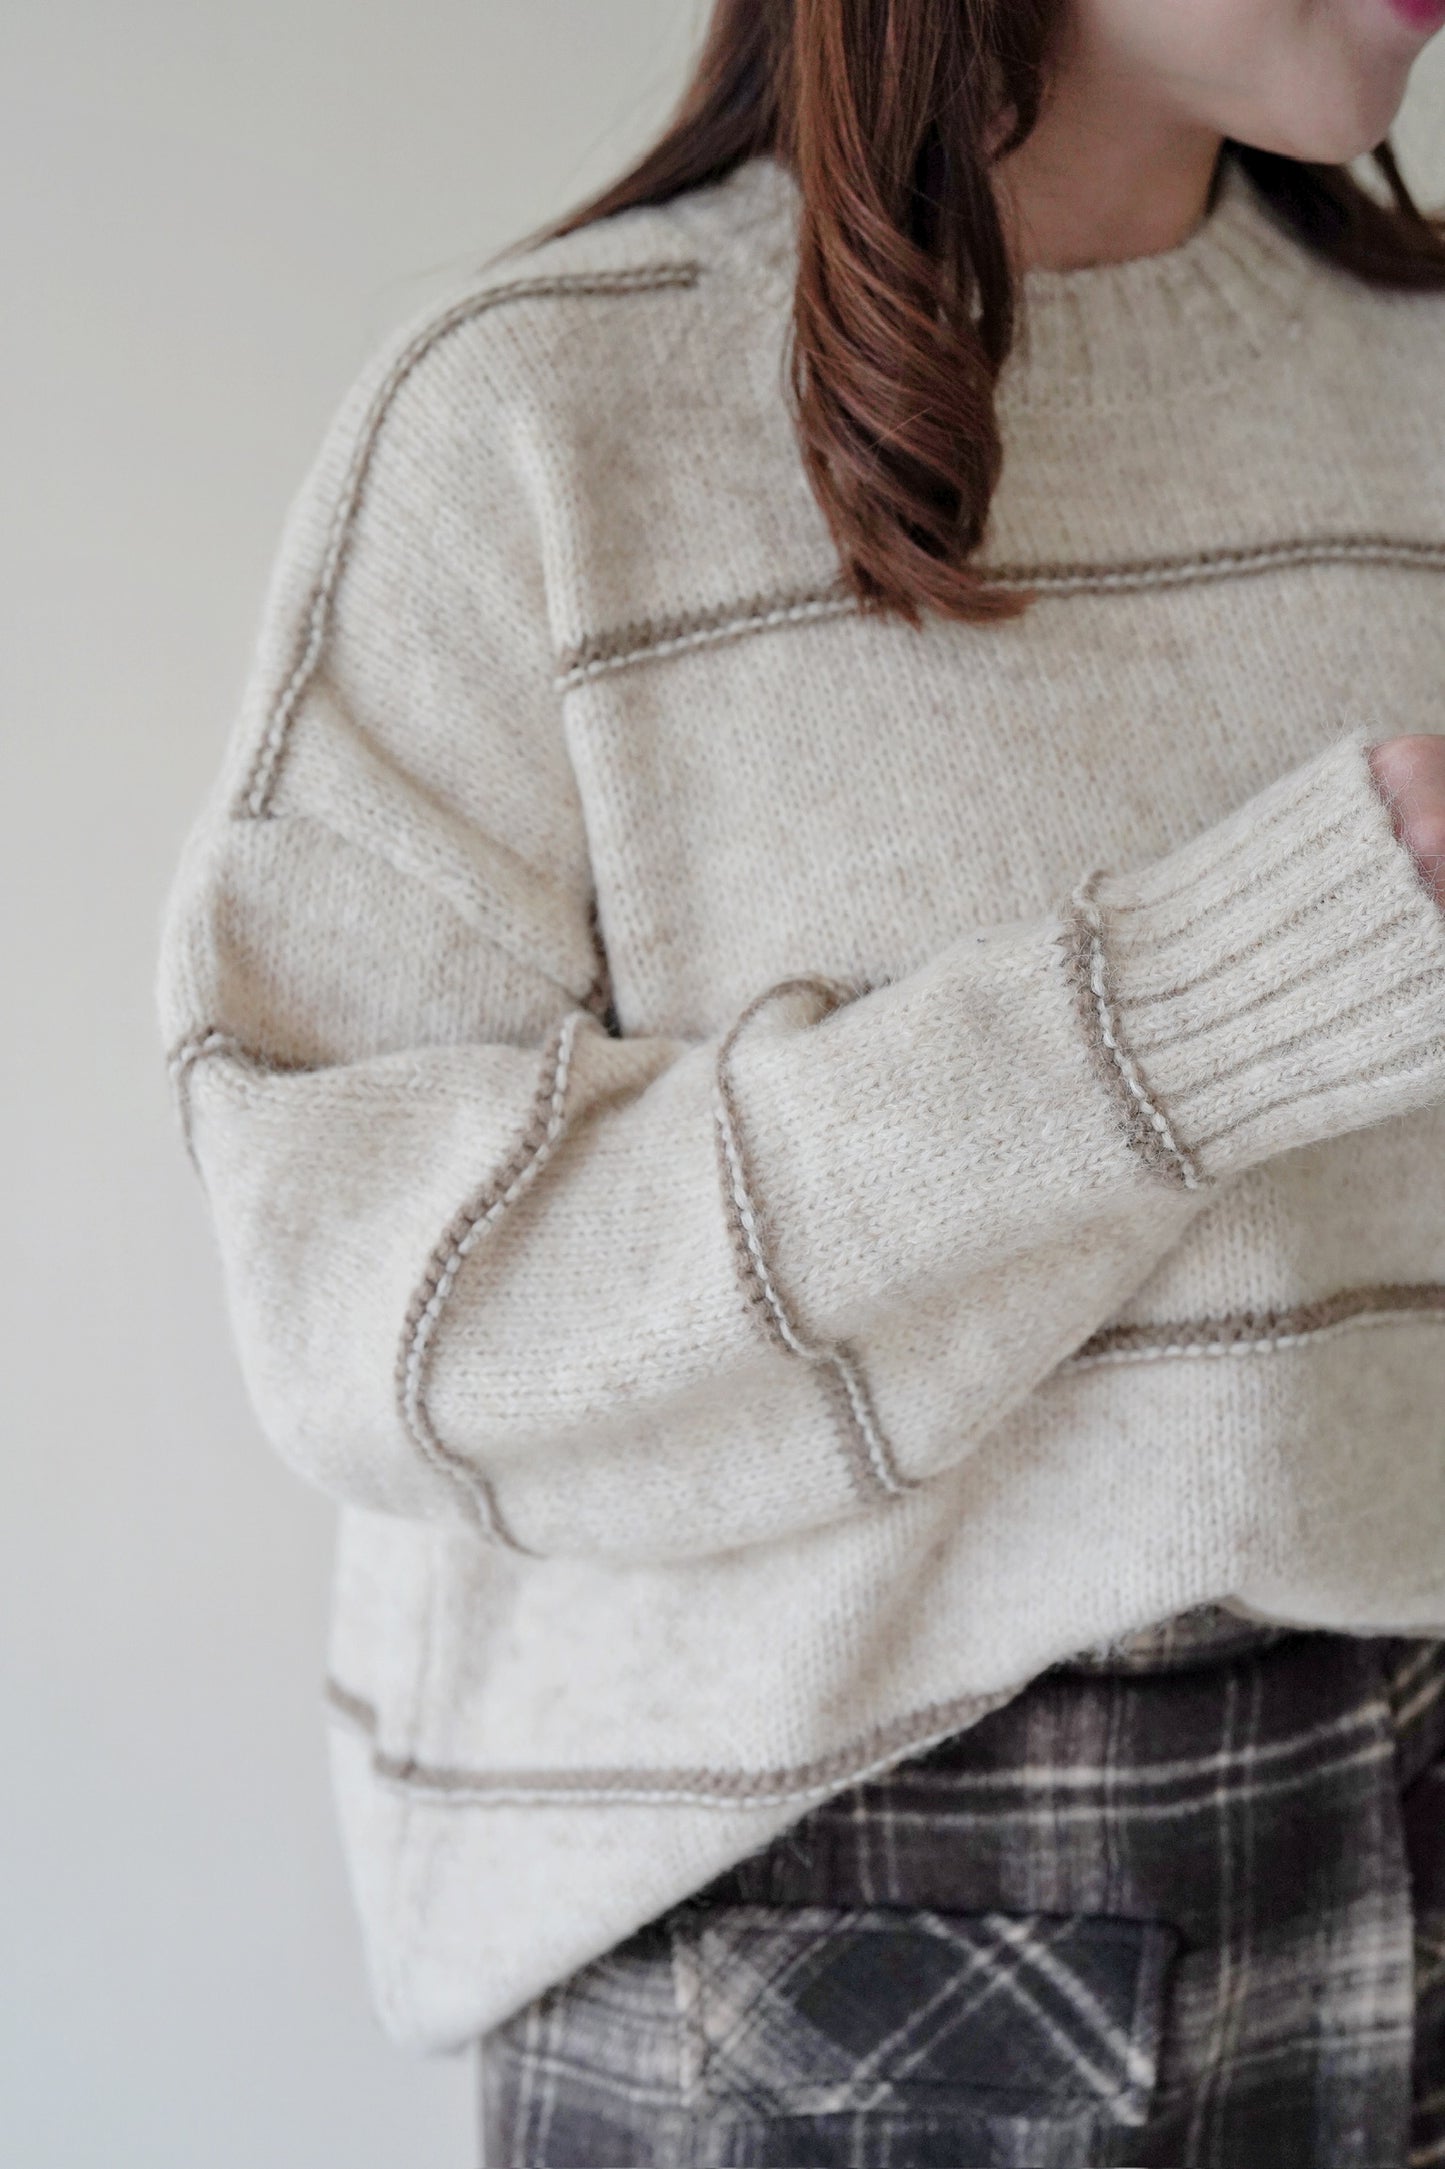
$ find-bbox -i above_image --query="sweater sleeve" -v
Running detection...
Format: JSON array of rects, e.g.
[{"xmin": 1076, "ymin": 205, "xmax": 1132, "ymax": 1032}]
[{"xmin": 156, "ymin": 308, "xmax": 1445, "ymax": 1565}]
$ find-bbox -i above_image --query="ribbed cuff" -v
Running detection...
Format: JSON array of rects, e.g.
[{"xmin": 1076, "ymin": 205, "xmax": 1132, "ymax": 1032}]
[{"xmin": 1073, "ymin": 730, "xmax": 1445, "ymax": 1185}]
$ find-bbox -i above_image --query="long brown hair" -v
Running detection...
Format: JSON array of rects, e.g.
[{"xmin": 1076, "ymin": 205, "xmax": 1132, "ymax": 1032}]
[{"xmin": 544, "ymin": 0, "xmax": 1445, "ymax": 627}]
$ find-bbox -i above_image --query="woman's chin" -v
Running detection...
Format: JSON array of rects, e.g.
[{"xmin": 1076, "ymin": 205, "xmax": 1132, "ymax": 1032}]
[{"xmin": 1223, "ymin": 81, "xmax": 1411, "ymax": 166}]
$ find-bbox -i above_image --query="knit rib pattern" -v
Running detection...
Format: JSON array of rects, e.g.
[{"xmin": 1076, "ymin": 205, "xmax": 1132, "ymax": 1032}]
[{"xmin": 1089, "ymin": 730, "xmax": 1445, "ymax": 1176}]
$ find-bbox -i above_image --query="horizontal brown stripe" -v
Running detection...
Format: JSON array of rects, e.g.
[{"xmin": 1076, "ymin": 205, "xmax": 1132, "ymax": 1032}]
[
  {"xmin": 556, "ymin": 535, "xmax": 1445, "ymax": 690},
  {"xmin": 1071, "ymin": 1283, "xmax": 1445, "ymax": 1368},
  {"xmin": 322, "ymin": 1672, "xmax": 1393, "ymax": 1808},
  {"xmin": 322, "ymin": 1675, "xmax": 1017, "ymax": 1808},
  {"xmin": 559, "ymin": 585, "xmax": 855, "ymax": 689}
]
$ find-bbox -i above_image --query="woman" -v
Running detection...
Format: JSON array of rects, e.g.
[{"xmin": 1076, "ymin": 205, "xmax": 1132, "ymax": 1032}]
[{"xmin": 157, "ymin": 0, "xmax": 1445, "ymax": 2160}]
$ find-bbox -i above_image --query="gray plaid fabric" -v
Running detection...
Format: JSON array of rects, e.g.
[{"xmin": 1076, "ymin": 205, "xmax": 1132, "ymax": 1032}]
[{"xmin": 477, "ymin": 1619, "xmax": 1445, "ymax": 2167}]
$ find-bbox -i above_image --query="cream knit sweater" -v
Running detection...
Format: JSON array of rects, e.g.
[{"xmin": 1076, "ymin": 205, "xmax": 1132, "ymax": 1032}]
[{"xmin": 157, "ymin": 151, "xmax": 1445, "ymax": 2053}]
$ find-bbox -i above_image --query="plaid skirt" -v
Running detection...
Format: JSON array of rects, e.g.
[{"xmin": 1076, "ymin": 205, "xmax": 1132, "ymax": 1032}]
[{"xmin": 477, "ymin": 1614, "xmax": 1445, "ymax": 2168}]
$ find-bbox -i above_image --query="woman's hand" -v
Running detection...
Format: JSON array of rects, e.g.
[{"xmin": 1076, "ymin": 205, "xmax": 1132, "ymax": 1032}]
[{"xmin": 1367, "ymin": 734, "xmax": 1445, "ymax": 909}]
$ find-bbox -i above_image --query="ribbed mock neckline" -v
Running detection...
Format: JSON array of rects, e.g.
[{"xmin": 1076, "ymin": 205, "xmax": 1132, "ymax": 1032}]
[{"xmin": 684, "ymin": 150, "xmax": 1323, "ymax": 411}]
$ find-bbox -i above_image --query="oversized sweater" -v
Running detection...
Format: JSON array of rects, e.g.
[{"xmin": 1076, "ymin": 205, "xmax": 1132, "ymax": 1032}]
[{"xmin": 156, "ymin": 149, "xmax": 1445, "ymax": 2054}]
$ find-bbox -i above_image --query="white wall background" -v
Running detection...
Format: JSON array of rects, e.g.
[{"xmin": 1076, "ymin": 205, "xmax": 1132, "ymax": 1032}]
[
  {"xmin": 2, "ymin": 6, "xmax": 703, "ymax": 2165},
  {"xmin": 3, "ymin": 9, "xmax": 1443, "ymax": 2165}
]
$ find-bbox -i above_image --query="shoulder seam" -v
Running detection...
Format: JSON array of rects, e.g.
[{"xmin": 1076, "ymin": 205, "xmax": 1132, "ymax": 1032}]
[{"xmin": 235, "ymin": 262, "xmax": 701, "ymax": 822}]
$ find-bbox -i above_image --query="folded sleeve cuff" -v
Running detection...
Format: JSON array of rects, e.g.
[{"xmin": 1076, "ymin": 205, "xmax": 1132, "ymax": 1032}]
[{"xmin": 1068, "ymin": 729, "xmax": 1445, "ymax": 1185}]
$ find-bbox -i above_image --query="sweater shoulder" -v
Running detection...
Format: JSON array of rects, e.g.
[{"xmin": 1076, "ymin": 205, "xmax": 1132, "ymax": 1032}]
[
  {"xmin": 240, "ymin": 171, "xmax": 793, "ymax": 710},
  {"xmin": 312, "ymin": 163, "xmax": 794, "ymax": 475},
  {"xmin": 262, "ymin": 164, "xmax": 818, "ymax": 673}
]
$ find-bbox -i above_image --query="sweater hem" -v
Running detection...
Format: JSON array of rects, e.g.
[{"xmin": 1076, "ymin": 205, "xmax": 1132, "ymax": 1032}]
[{"xmin": 322, "ymin": 1673, "xmax": 1022, "ymax": 1811}]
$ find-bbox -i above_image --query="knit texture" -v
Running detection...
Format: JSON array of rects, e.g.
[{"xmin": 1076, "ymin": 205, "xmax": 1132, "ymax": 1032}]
[{"xmin": 156, "ymin": 150, "xmax": 1445, "ymax": 2051}]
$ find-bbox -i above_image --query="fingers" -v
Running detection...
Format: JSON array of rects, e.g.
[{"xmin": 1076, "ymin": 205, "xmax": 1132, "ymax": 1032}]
[{"xmin": 1367, "ymin": 733, "xmax": 1445, "ymax": 906}]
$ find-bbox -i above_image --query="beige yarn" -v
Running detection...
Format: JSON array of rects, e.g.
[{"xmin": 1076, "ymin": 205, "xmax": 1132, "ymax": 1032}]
[{"xmin": 156, "ymin": 152, "xmax": 1445, "ymax": 2051}]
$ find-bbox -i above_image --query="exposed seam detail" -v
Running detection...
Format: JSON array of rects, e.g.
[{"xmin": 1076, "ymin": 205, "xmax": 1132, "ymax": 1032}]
[
  {"xmin": 555, "ymin": 537, "xmax": 1445, "ymax": 691},
  {"xmin": 166, "ymin": 1025, "xmax": 314, "ymax": 1087},
  {"xmin": 164, "ymin": 1027, "xmax": 313, "ymax": 1170},
  {"xmin": 814, "ymin": 1352, "xmax": 902, "ymax": 1504},
  {"xmin": 322, "ymin": 1675, "xmax": 1022, "ymax": 1809},
  {"xmin": 168, "ymin": 1029, "xmax": 244, "ymax": 1170},
  {"xmin": 558, "ymin": 587, "xmax": 856, "ymax": 690},
  {"xmin": 321, "ymin": 1670, "xmax": 1394, "ymax": 1808},
  {"xmin": 235, "ymin": 263, "xmax": 701, "ymax": 820},
  {"xmin": 167, "ymin": 1026, "xmax": 246, "ymax": 1081},
  {"xmin": 1059, "ymin": 880, "xmax": 1204, "ymax": 1192},
  {"xmin": 1013, "ymin": 534, "xmax": 1445, "ymax": 592},
  {"xmin": 712, "ymin": 975, "xmax": 912, "ymax": 1508},
  {"xmin": 394, "ymin": 1011, "xmax": 588, "ymax": 1552},
  {"xmin": 1068, "ymin": 1282, "xmax": 1445, "ymax": 1369}
]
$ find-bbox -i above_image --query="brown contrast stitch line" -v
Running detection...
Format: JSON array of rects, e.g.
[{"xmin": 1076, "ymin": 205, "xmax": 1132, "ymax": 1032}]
[
  {"xmin": 813, "ymin": 1352, "xmax": 899, "ymax": 1503},
  {"xmin": 1003, "ymin": 534, "xmax": 1445, "ymax": 595},
  {"xmin": 167, "ymin": 1020, "xmax": 581, "ymax": 1543},
  {"xmin": 235, "ymin": 263, "xmax": 701, "ymax": 821},
  {"xmin": 555, "ymin": 537, "xmax": 1445, "ymax": 691},
  {"xmin": 322, "ymin": 1674, "xmax": 1020, "ymax": 1809},
  {"xmin": 559, "ymin": 584, "xmax": 856, "ymax": 689},
  {"xmin": 1068, "ymin": 1282, "xmax": 1445, "ymax": 1369},
  {"xmin": 322, "ymin": 1673, "xmax": 1390, "ymax": 1807},
  {"xmin": 164, "ymin": 1027, "xmax": 314, "ymax": 1169},
  {"xmin": 712, "ymin": 975, "xmax": 913, "ymax": 1507},
  {"xmin": 166, "ymin": 1026, "xmax": 317, "ymax": 1087},
  {"xmin": 395, "ymin": 1011, "xmax": 589, "ymax": 1552},
  {"xmin": 1057, "ymin": 880, "xmax": 1204, "ymax": 1193}
]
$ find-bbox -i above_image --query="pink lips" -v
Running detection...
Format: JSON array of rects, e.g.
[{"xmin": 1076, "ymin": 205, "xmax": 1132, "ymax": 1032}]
[{"xmin": 1384, "ymin": 0, "xmax": 1445, "ymax": 28}]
